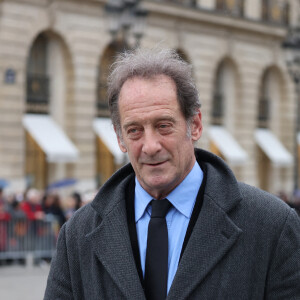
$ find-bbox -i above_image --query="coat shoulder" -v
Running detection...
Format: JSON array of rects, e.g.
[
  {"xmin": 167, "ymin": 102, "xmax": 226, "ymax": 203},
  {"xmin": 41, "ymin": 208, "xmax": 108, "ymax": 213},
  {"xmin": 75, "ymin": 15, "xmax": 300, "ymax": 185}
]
[
  {"xmin": 237, "ymin": 182, "xmax": 298, "ymax": 228},
  {"xmin": 238, "ymin": 182, "xmax": 289, "ymax": 209}
]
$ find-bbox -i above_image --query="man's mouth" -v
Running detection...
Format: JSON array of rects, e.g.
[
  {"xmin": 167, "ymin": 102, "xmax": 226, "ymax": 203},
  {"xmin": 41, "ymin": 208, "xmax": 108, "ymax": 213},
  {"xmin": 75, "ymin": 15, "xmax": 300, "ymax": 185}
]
[{"xmin": 144, "ymin": 161, "xmax": 166, "ymax": 167}]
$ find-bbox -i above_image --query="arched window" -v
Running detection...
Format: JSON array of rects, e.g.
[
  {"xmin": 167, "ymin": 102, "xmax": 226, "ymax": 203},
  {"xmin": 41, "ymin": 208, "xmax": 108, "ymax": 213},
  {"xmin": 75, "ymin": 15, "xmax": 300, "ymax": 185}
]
[
  {"xmin": 24, "ymin": 32, "xmax": 77, "ymax": 189},
  {"xmin": 26, "ymin": 33, "xmax": 49, "ymax": 114},
  {"xmin": 96, "ymin": 42, "xmax": 128, "ymax": 186},
  {"xmin": 212, "ymin": 59, "xmax": 238, "ymax": 130},
  {"xmin": 255, "ymin": 67, "xmax": 292, "ymax": 193},
  {"xmin": 209, "ymin": 58, "xmax": 248, "ymax": 169}
]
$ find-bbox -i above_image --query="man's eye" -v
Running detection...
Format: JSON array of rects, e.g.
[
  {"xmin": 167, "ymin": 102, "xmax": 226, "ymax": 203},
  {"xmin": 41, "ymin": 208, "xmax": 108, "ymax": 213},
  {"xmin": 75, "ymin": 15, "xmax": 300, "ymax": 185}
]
[
  {"xmin": 128, "ymin": 128, "xmax": 137, "ymax": 134},
  {"xmin": 158, "ymin": 123, "xmax": 172, "ymax": 133},
  {"xmin": 127, "ymin": 128, "xmax": 142, "ymax": 138}
]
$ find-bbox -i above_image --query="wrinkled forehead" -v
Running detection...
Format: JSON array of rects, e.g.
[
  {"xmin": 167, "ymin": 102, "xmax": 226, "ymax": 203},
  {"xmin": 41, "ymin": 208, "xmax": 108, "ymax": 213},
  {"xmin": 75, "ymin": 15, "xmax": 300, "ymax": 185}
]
[
  {"xmin": 119, "ymin": 75, "xmax": 178, "ymax": 108},
  {"xmin": 119, "ymin": 75, "xmax": 177, "ymax": 103}
]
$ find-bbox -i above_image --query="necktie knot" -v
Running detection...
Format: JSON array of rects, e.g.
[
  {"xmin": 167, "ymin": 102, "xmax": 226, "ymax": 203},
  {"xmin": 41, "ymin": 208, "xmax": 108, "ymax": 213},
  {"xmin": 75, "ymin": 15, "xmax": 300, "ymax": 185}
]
[{"xmin": 151, "ymin": 199, "xmax": 171, "ymax": 218}]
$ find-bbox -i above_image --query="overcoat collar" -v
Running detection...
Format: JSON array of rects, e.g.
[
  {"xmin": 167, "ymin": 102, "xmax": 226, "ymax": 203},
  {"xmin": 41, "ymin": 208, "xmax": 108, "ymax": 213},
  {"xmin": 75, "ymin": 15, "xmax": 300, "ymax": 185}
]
[
  {"xmin": 87, "ymin": 149, "xmax": 243, "ymax": 299},
  {"xmin": 87, "ymin": 168, "xmax": 146, "ymax": 299}
]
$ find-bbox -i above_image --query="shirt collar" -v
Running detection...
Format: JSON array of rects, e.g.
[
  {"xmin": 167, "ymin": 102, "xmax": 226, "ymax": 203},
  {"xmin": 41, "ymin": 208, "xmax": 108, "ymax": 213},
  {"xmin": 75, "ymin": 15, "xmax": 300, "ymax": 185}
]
[
  {"xmin": 134, "ymin": 161, "xmax": 203, "ymax": 222},
  {"xmin": 135, "ymin": 178, "xmax": 153, "ymax": 222}
]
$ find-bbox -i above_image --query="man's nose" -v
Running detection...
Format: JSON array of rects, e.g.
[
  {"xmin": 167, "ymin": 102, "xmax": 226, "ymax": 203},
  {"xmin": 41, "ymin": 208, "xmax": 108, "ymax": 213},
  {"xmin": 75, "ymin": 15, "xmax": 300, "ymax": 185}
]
[{"xmin": 142, "ymin": 129, "xmax": 162, "ymax": 156}]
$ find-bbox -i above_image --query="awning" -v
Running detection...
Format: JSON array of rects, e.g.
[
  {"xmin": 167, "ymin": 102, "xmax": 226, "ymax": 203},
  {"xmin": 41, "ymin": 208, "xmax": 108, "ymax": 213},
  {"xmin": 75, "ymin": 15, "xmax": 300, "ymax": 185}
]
[
  {"xmin": 255, "ymin": 128, "xmax": 293, "ymax": 167},
  {"xmin": 23, "ymin": 114, "xmax": 79, "ymax": 163},
  {"xmin": 208, "ymin": 126, "xmax": 248, "ymax": 165},
  {"xmin": 93, "ymin": 118, "xmax": 128, "ymax": 165}
]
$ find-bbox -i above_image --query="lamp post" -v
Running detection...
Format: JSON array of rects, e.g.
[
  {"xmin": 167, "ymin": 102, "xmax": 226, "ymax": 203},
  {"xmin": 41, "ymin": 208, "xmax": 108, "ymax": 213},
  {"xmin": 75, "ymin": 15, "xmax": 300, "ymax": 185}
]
[
  {"xmin": 283, "ymin": 26, "xmax": 300, "ymax": 192},
  {"xmin": 105, "ymin": 0, "xmax": 148, "ymax": 49}
]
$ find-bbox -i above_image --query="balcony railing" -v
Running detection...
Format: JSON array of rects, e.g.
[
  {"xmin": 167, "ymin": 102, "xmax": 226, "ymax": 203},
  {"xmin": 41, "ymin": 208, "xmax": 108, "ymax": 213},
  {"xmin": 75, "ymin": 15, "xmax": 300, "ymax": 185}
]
[
  {"xmin": 147, "ymin": 0, "xmax": 290, "ymax": 27},
  {"xmin": 26, "ymin": 74, "xmax": 50, "ymax": 113},
  {"xmin": 262, "ymin": 1, "xmax": 289, "ymax": 25},
  {"xmin": 215, "ymin": 0, "xmax": 244, "ymax": 17},
  {"xmin": 148, "ymin": 0, "xmax": 196, "ymax": 7}
]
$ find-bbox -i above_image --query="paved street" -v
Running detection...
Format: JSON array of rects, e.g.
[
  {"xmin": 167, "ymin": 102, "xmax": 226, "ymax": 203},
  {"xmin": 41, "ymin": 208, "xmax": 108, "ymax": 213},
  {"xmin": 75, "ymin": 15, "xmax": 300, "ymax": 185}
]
[{"xmin": 0, "ymin": 263, "xmax": 50, "ymax": 300}]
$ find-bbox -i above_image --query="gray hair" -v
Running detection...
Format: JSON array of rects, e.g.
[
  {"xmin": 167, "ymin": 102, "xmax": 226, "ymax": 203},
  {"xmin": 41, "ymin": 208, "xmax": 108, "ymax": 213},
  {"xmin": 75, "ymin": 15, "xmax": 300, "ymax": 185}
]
[{"xmin": 107, "ymin": 48, "xmax": 201, "ymax": 137}]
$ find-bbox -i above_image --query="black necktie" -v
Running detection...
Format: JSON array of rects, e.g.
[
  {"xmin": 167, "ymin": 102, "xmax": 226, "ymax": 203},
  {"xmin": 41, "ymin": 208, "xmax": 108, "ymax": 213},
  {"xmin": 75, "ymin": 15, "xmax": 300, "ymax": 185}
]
[{"xmin": 144, "ymin": 199, "xmax": 171, "ymax": 300}]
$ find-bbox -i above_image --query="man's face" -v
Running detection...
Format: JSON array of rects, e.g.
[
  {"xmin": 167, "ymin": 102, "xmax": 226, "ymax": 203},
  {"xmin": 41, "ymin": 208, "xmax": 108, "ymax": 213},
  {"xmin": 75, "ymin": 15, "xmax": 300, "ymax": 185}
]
[{"xmin": 117, "ymin": 75, "xmax": 202, "ymax": 199}]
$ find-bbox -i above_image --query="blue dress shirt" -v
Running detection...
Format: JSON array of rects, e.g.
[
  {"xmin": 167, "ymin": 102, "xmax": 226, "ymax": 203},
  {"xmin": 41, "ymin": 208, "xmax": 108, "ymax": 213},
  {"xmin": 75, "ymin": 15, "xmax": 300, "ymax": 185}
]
[{"xmin": 135, "ymin": 161, "xmax": 203, "ymax": 293}]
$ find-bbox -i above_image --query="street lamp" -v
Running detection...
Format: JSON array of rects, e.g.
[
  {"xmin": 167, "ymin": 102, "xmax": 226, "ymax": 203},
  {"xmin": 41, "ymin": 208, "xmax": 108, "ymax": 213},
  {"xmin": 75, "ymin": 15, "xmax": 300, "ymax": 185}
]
[
  {"xmin": 283, "ymin": 26, "xmax": 300, "ymax": 192},
  {"xmin": 105, "ymin": 0, "xmax": 148, "ymax": 49}
]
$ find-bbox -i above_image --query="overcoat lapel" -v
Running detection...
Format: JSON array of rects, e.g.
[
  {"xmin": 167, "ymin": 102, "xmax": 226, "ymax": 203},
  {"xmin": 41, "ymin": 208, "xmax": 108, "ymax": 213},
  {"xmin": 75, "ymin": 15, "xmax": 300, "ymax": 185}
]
[
  {"xmin": 167, "ymin": 195, "xmax": 242, "ymax": 299},
  {"xmin": 86, "ymin": 182, "xmax": 146, "ymax": 300},
  {"xmin": 167, "ymin": 151, "xmax": 243, "ymax": 299}
]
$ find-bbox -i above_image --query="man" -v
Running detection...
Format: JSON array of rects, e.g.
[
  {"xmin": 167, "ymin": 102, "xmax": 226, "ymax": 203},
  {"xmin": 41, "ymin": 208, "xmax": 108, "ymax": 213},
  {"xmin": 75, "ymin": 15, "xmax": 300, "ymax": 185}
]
[{"xmin": 44, "ymin": 48, "xmax": 300, "ymax": 299}]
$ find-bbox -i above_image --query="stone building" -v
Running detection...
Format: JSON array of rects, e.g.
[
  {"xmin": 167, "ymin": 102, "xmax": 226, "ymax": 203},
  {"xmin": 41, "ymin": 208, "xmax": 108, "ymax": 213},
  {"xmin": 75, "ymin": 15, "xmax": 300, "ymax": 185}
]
[{"xmin": 0, "ymin": 0, "xmax": 298, "ymax": 195}]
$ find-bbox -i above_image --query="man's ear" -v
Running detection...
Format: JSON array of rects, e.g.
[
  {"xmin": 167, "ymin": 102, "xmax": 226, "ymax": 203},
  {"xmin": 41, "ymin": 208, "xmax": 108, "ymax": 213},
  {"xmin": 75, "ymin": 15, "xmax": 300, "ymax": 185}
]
[
  {"xmin": 114, "ymin": 127, "xmax": 127, "ymax": 153},
  {"xmin": 191, "ymin": 110, "xmax": 203, "ymax": 142}
]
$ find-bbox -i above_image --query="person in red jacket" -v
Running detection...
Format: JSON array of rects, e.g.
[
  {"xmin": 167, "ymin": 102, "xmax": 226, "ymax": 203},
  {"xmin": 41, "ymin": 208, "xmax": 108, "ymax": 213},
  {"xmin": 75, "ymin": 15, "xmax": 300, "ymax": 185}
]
[{"xmin": 21, "ymin": 188, "xmax": 44, "ymax": 221}]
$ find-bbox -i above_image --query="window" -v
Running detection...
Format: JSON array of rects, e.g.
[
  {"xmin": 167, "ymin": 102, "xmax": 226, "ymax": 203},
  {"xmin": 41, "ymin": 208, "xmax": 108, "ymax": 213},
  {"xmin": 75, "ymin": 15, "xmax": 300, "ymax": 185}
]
[
  {"xmin": 257, "ymin": 97, "xmax": 270, "ymax": 128},
  {"xmin": 97, "ymin": 42, "xmax": 127, "ymax": 117},
  {"xmin": 216, "ymin": 0, "xmax": 244, "ymax": 17},
  {"xmin": 212, "ymin": 63, "xmax": 225, "ymax": 125},
  {"xmin": 212, "ymin": 92, "xmax": 224, "ymax": 125},
  {"xmin": 26, "ymin": 34, "xmax": 50, "ymax": 114},
  {"xmin": 262, "ymin": 0, "xmax": 290, "ymax": 25}
]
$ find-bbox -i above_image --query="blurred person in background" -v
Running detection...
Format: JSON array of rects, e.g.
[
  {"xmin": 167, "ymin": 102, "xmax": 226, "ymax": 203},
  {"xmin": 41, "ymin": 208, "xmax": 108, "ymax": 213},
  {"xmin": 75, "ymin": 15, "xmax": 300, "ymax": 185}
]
[
  {"xmin": 6, "ymin": 194, "xmax": 26, "ymax": 219},
  {"xmin": 292, "ymin": 191, "xmax": 300, "ymax": 216},
  {"xmin": 72, "ymin": 192, "xmax": 83, "ymax": 211},
  {"xmin": 0, "ymin": 201, "xmax": 11, "ymax": 220},
  {"xmin": 0, "ymin": 200, "xmax": 10, "ymax": 253},
  {"xmin": 65, "ymin": 192, "xmax": 82, "ymax": 220},
  {"xmin": 4, "ymin": 194, "xmax": 27, "ymax": 265},
  {"xmin": 0, "ymin": 187, "xmax": 5, "ymax": 203},
  {"xmin": 21, "ymin": 188, "xmax": 44, "ymax": 221},
  {"xmin": 20, "ymin": 188, "xmax": 45, "ymax": 257},
  {"xmin": 42, "ymin": 193, "xmax": 66, "ymax": 228},
  {"xmin": 45, "ymin": 48, "xmax": 300, "ymax": 300}
]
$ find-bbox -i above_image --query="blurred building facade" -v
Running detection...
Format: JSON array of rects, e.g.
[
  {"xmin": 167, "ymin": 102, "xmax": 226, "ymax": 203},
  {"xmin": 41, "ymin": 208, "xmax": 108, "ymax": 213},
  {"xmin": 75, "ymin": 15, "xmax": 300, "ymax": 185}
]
[{"xmin": 0, "ymin": 0, "xmax": 299, "ymax": 195}]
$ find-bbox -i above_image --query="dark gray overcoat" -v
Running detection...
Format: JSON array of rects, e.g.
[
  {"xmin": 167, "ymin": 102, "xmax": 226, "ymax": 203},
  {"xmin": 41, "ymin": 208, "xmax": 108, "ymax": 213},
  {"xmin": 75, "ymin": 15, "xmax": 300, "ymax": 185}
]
[{"xmin": 44, "ymin": 149, "xmax": 300, "ymax": 299}]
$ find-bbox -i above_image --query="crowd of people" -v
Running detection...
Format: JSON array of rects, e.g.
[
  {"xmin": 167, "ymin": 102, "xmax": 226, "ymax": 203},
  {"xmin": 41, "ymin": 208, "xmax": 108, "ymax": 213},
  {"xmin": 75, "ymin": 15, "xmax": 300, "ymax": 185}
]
[
  {"xmin": 0, "ymin": 186, "xmax": 299, "ymax": 228},
  {"xmin": 0, "ymin": 186, "xmax": 299, "ymax": 227},
  {"xmin": 0, "ymin": 184, "xmax": 298, "ymax": 266},
  {"xmin": 0, "ymin": 186, "xmax": 91, "ymax": 263},
  {"xmin": 0, "ymin": 187, "xmax": 85, "ymax": 226}
]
